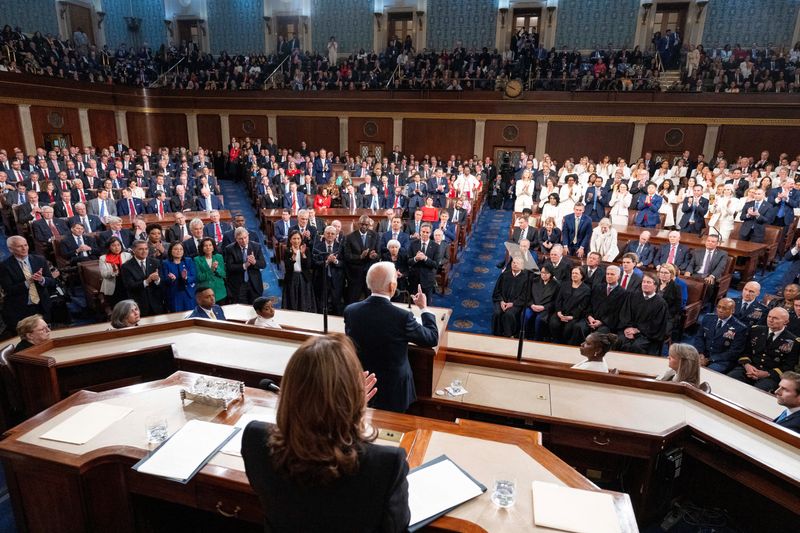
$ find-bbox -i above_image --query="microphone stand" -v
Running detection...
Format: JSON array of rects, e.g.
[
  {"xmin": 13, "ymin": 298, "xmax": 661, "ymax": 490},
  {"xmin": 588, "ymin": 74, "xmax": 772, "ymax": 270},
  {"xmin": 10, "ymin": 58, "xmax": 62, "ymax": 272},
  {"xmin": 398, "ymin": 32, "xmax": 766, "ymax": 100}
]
[
  {"xmin": 322, "ymin": 247, "xmax": 330, "ymax": 334},
  {"xmin": 516, "ymin": 311, "xmax": 527, "ymax": 363}
]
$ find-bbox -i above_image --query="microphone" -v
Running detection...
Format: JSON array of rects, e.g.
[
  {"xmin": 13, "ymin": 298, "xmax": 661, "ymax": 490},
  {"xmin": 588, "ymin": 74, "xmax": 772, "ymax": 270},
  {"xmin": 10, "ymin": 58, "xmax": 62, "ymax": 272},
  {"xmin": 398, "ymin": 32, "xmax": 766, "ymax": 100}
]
[{"xmin": 258, "ymin": 378, "xmax": 280, "ymax": 393}]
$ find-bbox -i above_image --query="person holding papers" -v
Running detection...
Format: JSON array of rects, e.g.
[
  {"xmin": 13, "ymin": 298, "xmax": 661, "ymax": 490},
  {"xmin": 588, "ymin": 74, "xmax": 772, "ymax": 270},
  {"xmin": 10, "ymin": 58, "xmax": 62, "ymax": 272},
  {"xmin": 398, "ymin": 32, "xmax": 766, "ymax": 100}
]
[{"xmin": 241, "ymin": 334, "xmax": 410, "ymax": 532}]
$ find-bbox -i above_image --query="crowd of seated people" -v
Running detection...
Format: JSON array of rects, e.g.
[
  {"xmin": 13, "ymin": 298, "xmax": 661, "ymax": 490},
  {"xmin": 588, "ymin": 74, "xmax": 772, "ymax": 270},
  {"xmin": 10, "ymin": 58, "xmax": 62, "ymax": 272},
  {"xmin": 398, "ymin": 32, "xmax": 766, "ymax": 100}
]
[{"xmin": 3, "ymin": 21, "xmax": 799, "ymax": 93}]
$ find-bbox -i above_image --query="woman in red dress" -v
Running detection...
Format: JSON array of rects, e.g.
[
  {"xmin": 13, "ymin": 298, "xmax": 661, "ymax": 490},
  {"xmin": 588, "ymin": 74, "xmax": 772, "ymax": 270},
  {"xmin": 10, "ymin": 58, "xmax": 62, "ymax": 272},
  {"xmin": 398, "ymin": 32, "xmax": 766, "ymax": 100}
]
[
  {"xmin": 420, "ymin": 196, "xmax": 438, "ymax": 222},
  {"xmin": 314, "ymin": 187, "xmax": 332, "ymax": 209}
]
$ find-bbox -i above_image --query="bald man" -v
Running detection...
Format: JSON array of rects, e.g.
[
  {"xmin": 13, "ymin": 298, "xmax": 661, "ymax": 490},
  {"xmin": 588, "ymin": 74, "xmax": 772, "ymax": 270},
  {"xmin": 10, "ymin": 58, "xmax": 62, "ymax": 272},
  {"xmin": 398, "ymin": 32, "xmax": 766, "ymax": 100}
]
[{"xmin": 728, "ymin": 307, "xmax": 800, "ymax": 391}]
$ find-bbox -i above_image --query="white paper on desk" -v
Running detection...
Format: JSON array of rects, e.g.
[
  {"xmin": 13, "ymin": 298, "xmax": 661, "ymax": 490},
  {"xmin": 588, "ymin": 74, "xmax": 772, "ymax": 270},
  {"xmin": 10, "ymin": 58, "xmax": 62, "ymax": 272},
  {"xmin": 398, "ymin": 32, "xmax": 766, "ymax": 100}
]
[
  {"xmin": 40, "ymin": 403, "xmax": 132, "ymax": 445},
  {"xmin": 532, "ymin": 481, "xmax": 621, "ymax": 533},
  {"xmin": 407, "ymin": 458, "xmax": 484, "ymax": 526},
  {"xmin": 220, "ymin": 407, "xmax": 277, "ymax": 457},
  {"xmin": 135, "ymin": 420, "xmax": 238, "ymax": 482}
]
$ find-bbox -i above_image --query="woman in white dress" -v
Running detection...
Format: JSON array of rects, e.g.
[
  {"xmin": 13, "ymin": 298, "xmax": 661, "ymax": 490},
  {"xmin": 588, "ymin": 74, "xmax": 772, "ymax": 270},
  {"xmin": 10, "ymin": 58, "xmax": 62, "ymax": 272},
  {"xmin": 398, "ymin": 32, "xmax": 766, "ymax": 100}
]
[
  {"xmin": 558, "ymin": 160, "xmax": 576, "ymax": 183},
  {"xmin": 611, "ymin": 158, "xmax": 631, "ymax": 179},
  {"xmin": 652, "ymin": 160, "xmax": 672, "ymax": 186},
  {"xmin": 675, "ymin": 176, "xmax": 697, "ymax": 205},
  {"xmin": 538, "ymin": 177, "xmax": 559, "ymax": 210},
  {"xmin": 589, "ymin": 218, "xmax": 620, "ymax": 262},
  {"xmin": 578, "ymin": 163, "xmax": 597, "ymax": 189},
  {"xmin": 707, "ymin": 183, "xmax": 738, "ymax": 242},
  {"xmin": 690, "ymin": 161, "xmax": 707, "ymax": 179},
  {"xmin": 514, "ymin": 170, "xmax": 535, "ymax": 212},
  {"xmin": 558, "ymin": 174, "xmax": 582, "ymax": 219},
  {"xmin": 596, "ymin": 155, "xmax": 612, "ymax": 180},
  {"xmin": 327, "ymin": 37, "xmax": 338, "ymax": 67},
  {"xmin": 609, "ymin": 182, "xmax": 632, "ymax": 226},
  {"xmin": 541, "ymin": 193, "xmax": 563, "ymax": 229},
  {"xmin": 657, "ymin": 179, "xmax": 677, "ymax": 228},
  {"xmin": 670, "ymin": 159, "xmax": 688, "ymax": 180}
]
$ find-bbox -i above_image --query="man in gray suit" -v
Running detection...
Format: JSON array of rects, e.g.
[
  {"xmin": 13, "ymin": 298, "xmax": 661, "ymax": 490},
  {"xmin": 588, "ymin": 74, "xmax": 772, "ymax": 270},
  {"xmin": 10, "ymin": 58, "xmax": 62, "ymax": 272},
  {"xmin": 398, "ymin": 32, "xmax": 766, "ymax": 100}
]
[{"xmin": 86, "ymin": 189, "xmax": 117, "ymax": 219}]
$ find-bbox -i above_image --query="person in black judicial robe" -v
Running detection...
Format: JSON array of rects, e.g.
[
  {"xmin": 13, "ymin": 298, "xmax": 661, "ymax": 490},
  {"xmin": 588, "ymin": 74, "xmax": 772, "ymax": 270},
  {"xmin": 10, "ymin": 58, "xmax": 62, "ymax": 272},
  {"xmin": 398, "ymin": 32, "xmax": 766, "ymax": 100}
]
[
  {"xmin": 0, "ymin": 237, "xmax": 56, "ymax": 330},
  {"xmin": 407, "ymin": 229, "xmax": 439, "ymax": 304},
  {"xmin": 548, "ymin": 267, "xmax": 591, "ymax": 344},
  {"xmin": 542, "ymin": 249, "xmax": 571, "ymax": 284},
  {"xmin": 224, "ymin": 231, "xmax": 267, "ymax": 305},
  {"xmin": 343, "ymin": 217, "xmax": 380, "ymax": 303},
  {"xmin": 491, "ymin": 259, "xmax": 530, "ymax": 337},
  {"xmin": 120, "ymin": 242, "xmax": 165, "ymax": 317},
  {"xmin": 282, "ymin": 232, "xmax": 316, "ymax": 312},
  {"xmin": 312, "ymin": 230, "xmax": 345, "ymax": 314},
  {"xmin": 617, "ymin": 275, "xmax": 669, "ymax": 355},
  {"xmin": 344, "ymin": 267, "xmax": 439, "ymax": 413},
  {"xmin": 570, "ymin": 268, "xmax": 627, "ymax": 345},
  {"xmin": 526, "ymin": 266, "xmax": 560, "ymax": 341}
]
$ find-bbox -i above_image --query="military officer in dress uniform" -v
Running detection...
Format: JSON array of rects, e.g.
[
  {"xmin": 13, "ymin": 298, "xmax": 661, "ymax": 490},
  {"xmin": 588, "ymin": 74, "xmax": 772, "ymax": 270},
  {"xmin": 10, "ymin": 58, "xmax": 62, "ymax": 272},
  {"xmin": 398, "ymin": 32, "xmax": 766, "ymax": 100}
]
[
  {"xmin": 693, "ymin": 298, "xmax": 748, "ymax": 374},
  {"xmin": 732, "ymin": 280, "xmax": 768, "ymax": 327},
  {"xmin": 727, "ymin": 307, "xmax": 800, "ymax": 391}
]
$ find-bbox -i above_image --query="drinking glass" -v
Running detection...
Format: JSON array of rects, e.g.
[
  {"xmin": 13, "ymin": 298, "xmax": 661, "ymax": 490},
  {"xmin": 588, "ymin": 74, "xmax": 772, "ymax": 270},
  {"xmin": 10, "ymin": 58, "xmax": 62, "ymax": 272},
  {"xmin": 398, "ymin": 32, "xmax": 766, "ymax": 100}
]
[
  {"xmin": 145, "ymin": 415, "xmax": 168, "ymax": 445},
  {"xmin": 491, "ymin": 474, "xmax": 517, "ymax": 508}
]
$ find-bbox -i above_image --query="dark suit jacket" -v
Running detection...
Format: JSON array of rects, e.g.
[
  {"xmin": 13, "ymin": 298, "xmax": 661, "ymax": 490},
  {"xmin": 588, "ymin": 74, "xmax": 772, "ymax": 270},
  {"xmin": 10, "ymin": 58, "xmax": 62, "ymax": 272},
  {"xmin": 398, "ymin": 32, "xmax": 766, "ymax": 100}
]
[
  {"xmin": 343, "ymin": 230, "xmax": 380, "ymax": 279},
  {"xmin": 60, "ymin": 233, "xmax": 100, "ymax": 263},
  {"xmin": 407, "ymin": 240, "xmax": 439, "ymax": 290},
  {"xmin": 692, "ymin": 314, "xmax": 748, "ymax": 366},
  {"xmin": 170, "ymin": 194, "xmax": 195, "ymax": 212},
  {"xmin": 186, "ymin": 305, "xmax": 226, "ymax": 320},
  {"xmin": 282, "ymin": 192, "xmax": 307, "ymax": 209},
  {"xmin": 677, "ymin": 197, "xmax": 709, "ymax": 233},
  {"xmin": 381, "ymin": 230, "xmax": 410, "ymax": 251},
  {"xmin": 687, "ymin": 248, "xmax": 729, "ymax": 279},
  {"xmin": 511, "ymin": 226, "xmax": 536, "ymax": 245},
  {"xmin": 195, "ymin": 195, "xmax": 224, "ymax": 211},
  {"xmin": 203, "ymin": 221, "xmax": 233, "ymax": 241},
  {"xmin": 224, "ymin": 242, "xmax": 267, "ymax": 297},
  {"xmin": 144, "ymin": 199, "xmax": 173, "ymax": 215},
  {"xmin": 165, "ymin": 223, "xmax": 190, "ymax": 243},
  {"xmin": 116, "ymin": 197, "xmax": 145, "ymax": 216},
  {"xmin": 121, "ymin": 256, "xmax": 165, "ymax": 316},
  {"xmin": 344, "ymin": 296, "xmax": 439, "ymax": 412},
  {"xmin": 0, "ymin": 254, "xmax": 55, "ymax": 325},
  {"xmin": 622, "ymin": 240, "xmax": 655, "ymax": 267},
  {"xmin": 97, "ymin": 228, "xmax": 134, "ymax": 251},
  {"xmin": 67, "ymin": 214, "xmax": 104, "ymax": 233},
  {"xmin": 32, "ymin": 218, "xmax": 69, "ymax": 243},
  {"xmin": 341, "ymin": 192, "xmax": 363, "ymax": 209},
  {"xmin": 739, "ymin": 200, "xmax": 776, "ymax": 242},
  {"xmin": 776, "ymin": 411, "xmax": 800, "ymax": 433},
  {"xmin": 620, "ymin": 271, "xmax": 643, "ymax": 292},
  {"xmin": 655, "ymin": 243, "xmax": 691, "ymax": 271},
  {"xmin": 241, "ymin": 421, "xmax": 409, "ymax": 532},
  {"xmin": 561, "ymin": 214, "xmax": 592, "ymax": 250},
  {"xmin": 447, "ymin": 207, "xmax": 467, "ymax": 226}
]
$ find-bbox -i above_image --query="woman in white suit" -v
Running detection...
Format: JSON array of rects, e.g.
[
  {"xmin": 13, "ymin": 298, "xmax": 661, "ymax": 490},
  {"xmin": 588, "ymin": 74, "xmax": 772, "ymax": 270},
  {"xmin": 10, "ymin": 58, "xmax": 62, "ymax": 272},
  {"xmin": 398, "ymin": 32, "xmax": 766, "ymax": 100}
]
[
  {"xmin": 707, "ymin": 183, "xmax": 738, "ymax": 242},
  {"xmin": 609, "ymin": 182, "xmax": 632, "ymax": 226},
  {"xmin": 589, "ymin": 218, "xmax": 620, "ymax": 262},
  {"xmin": 514, "ymin": 170, "xmax": 535, "ymax": 212},
  {"xmin": 99, "ymin": 236, "xmax": 133, "ymax": 310}
]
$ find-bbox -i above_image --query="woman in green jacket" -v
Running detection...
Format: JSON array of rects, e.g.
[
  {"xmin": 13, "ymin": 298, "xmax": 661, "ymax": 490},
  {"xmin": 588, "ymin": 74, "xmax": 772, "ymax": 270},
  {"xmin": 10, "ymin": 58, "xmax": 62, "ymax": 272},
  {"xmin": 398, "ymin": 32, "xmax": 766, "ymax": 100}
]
[{"xmin": 194, "ymin": 237, "xmax": 228, "ymax": 304}]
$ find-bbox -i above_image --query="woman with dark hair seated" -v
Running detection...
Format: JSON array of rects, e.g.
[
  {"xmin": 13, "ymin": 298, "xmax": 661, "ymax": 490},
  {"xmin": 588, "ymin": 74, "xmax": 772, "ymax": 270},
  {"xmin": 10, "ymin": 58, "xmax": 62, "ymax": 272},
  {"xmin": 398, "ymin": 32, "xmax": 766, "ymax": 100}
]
[
  {"xmin": 548, "ymin": 266, "xmax": 590, "ymax": 343},
  {"xmin": 249, "ymin": 297, "xmax": 281, "ymax": 328},
  {"xmin": 241, "ymin": 334, "xmax": 408, "ymax": 532},
  {"xmin": 572, "ymin": 332, "xmax": 619, "ymax": 373}
]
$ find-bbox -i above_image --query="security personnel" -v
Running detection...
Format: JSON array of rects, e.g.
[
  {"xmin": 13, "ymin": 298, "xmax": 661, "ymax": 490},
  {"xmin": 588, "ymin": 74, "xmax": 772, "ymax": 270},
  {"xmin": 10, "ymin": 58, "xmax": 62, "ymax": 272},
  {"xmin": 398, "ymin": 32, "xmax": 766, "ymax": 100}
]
[
  {"xmin": 693, "ymin": 298, "xmax": 748, "ymax": 374},
  {"xmin": 732, "ymin": 281, "xmax": 768, "ymax": 327},
  {"xmin": 727, "ymin": 307, "xmax": 800, "ymax": 391}
]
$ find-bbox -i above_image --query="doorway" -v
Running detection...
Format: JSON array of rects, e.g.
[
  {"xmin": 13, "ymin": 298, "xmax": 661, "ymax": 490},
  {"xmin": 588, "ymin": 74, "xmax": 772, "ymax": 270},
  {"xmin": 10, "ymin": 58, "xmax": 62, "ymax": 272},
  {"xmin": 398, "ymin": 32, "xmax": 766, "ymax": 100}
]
[
  {"xmin": 387, "ymin": 12, "xmax": 415, "ymax": 47},
  {"xmin": 66, "ymin": 2, "xmax": 95, "ymax": 46},
  {"xmin": 276, "ymin": 16, "xmax": 301, "ymax": 47},
  {"xmin": 359, "ymin": 142, "xmax": 385, "ymax": 162},
  {"xmin": 653, "ymin": 3, "xmax": 688, "ymax": 39},
  {"xmin": 512, "ymin": 8, "xmax": 541, "ymax": 36},
  {"xmin": 494, "ymin": 146, "xmax": 526, "ymax": 170},
  {"xmin": 176, "ymin": 19, "xmax": 202, "ymax": 47},
  {"xmin": 43, "ymin": 133, "xmax": 73, "ymax": 153}
]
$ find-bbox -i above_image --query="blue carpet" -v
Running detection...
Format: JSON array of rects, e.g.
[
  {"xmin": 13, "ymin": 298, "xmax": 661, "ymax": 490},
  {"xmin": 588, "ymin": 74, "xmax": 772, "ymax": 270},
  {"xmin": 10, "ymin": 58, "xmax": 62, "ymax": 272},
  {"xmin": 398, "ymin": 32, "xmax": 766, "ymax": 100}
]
[
  {"xmin": 435, "ymin": 207, "xmax": 512, "ymax": 334},
  {"xmin": 218, "ymin": 181, "xmax": 281, "ymax": 303},
  {"xmin": 0, "ymin": 462, "xmax": 15, "ymax": 533}
]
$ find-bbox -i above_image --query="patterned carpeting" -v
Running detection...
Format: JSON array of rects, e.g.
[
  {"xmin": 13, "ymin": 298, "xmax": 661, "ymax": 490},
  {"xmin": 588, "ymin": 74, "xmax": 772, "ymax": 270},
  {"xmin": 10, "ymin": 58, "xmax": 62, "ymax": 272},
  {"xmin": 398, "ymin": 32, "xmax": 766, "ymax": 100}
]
[
  {"xmin": 434, "ymin": 207, "xmax": 512, "ymax": 334},
  {"xmin": 0, "ymin": 463, "xmax": 14, "ymax": 532}
]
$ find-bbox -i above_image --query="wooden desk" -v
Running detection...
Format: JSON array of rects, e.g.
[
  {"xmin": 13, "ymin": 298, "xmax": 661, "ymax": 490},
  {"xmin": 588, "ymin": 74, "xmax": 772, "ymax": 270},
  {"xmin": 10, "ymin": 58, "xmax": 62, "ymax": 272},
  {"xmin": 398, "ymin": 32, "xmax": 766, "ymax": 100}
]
[
  {"xmin": 260, "ymin": 207, "xmax": 401, "ymax": 242},
  {"xmin": 119, "ymin": 210, "xmax": 232, "ymax": 229},
  {"xmin": 10, "ymin": 305, "xmax": 451, "ymax": 417},
  {"xmin": 0, "ymin": 373, "xmax": 636, "ymax": 533}
]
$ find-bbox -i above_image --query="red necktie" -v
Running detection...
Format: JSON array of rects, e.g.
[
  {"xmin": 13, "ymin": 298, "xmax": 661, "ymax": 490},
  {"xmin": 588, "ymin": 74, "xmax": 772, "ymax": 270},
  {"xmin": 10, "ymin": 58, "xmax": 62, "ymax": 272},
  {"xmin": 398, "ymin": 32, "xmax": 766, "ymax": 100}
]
[
  {"xmin": 79, "ymin": 190, "xmax": 85, "ymax": 202},
  {"xmin": 49, "ymin": 219, "xmax": 60, "ymax": 237},
  {"xmin": 15, "ymin": 170, "xmax": 22, "ymax": 181},
  {"xmin": 42, "ymin": 169, "xmax": 48, "ymax": 179},
  {"xmin": 667, "ymin": 245, "xmax": 676, "ymax": 263},
  {"xmin": 622, "ymin": 274, "xmax": 629, "ymax": 288},
  {"xmin": 215, "ymin": 224, "xmax": 222, "ymax": 242},
  {"xmin": 158, "ymin": 201, "xmax": 164, "ymax": 216},
  {"xmin": 33, "ymin": 208, "xmax": 41, "ymax": 221},
  {"xmin": 393, "ymin": 196, "xmax": 399, "ymax": 208},
  {"xmin": 65, "ymin": 202, "xmax": 73, "ymax": 217},
  {"xmin": 61, "ymin": 180, "xmax": 68, "ymax": 190},
  {"xmin": 292, "ymin": 194, "xmax": 298, "ymax": 210},
  {"xmin": 128, "ymin": 199, "xmax": 136, "ymax": 215}
]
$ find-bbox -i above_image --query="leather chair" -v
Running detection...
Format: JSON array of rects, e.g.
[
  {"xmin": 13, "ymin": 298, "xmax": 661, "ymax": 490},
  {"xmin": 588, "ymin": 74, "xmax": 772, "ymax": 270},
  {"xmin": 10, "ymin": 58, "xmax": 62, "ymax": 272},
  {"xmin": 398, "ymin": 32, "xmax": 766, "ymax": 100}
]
[
  {"xmin": 0, "ymin": 343, "xmax": 24, "ymax": 431},
  {"xmin": 78, "ymin": 260, "xmax": 105, "ymax": 315}
]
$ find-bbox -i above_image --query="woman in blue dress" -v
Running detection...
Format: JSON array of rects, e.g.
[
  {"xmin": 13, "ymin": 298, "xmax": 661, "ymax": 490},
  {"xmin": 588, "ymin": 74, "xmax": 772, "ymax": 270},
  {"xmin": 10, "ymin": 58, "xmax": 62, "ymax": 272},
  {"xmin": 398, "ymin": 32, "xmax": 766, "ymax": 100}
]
[{"xmin": 160, "ymin": 241, "xmax": 197, "ymax": 312}]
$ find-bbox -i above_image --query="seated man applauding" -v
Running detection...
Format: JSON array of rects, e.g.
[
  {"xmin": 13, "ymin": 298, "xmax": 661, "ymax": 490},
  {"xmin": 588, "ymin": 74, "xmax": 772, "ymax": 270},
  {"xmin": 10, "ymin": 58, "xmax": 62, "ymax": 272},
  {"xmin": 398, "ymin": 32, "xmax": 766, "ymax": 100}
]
[{"xmin": 187, "ymin": 284, "xmax": 226, "ymax": 320}]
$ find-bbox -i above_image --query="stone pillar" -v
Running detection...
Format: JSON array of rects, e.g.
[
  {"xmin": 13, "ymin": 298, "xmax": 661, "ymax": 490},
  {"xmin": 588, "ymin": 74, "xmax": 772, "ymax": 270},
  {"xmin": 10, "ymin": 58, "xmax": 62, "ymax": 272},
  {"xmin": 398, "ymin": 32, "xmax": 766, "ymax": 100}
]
[
  {"xmin": 114, "ymin": 110, "xmax": 129, "ymax": 147},
  {"xmin": 220, "ymin": 113, "xmax": 230, "ymax": 149},
  {"xmin": 630, "ymin": 123, "xmax": 647, "ymax": 162},
  {"xmin": 78, "ymin": 108, "xmax": 92, "ymax": 147},
  {"xmin": 186, "ymin": 113, "xmax": 199, "ymax": 150},
  {"xmin": 392, "ymin": 118, "xmax": 403, "ymax": 150},
  {"xmin": 267, "ymin": 114, "xmax": 278, "ymax": 145},
  {"xmin": 18, "ymin": 104, "xmax": 36, "ymax": 155},
  {"xmin": 338, "ymin": 117, "xmax": 348, "ymax": 155},
  {"xmin": 473, "ymin": 119, "xmax": 486, "ymax": 158},
  {"xmin": 534, "ymin": 121, "xmax": 549, "ymax": 160},
  {"xmin": 702, "ymin": 125, "xmax": 720, "ymax": 159}
]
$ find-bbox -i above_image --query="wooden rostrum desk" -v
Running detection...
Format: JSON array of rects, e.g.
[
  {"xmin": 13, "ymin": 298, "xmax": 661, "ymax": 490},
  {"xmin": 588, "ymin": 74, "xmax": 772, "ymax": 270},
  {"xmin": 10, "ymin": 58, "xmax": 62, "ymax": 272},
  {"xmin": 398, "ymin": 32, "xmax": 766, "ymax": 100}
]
[{"xmin": 0, "ymin": 372, "xmax": 637, "ymax": 533}]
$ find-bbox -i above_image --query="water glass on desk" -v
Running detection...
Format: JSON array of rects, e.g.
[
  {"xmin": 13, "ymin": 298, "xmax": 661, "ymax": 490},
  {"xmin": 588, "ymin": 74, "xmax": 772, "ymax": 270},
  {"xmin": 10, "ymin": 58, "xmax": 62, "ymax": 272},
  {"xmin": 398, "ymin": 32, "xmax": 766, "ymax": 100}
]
[
  {"xmin": 491, "ymin": 474, "xmax": 517, "ymax": 508},
  {"xmin": 450, "ymin": 378, "xmax": 464, "ymax": 395},
  {"xmin": 145, "ymin": 415, "xmax": 168, "ymax": 445}
]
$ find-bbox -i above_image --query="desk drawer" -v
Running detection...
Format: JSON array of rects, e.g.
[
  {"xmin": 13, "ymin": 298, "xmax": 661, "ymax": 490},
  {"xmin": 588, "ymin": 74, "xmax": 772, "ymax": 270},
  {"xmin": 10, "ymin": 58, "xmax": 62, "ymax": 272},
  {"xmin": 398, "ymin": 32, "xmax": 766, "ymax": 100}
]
[
  {"xmin": 548, "ymin": 425, "xmax": 656, "ymax": 458},
  {"xmin": 196, "ymin": 483, "xmax": 263, "ymax": 524}
]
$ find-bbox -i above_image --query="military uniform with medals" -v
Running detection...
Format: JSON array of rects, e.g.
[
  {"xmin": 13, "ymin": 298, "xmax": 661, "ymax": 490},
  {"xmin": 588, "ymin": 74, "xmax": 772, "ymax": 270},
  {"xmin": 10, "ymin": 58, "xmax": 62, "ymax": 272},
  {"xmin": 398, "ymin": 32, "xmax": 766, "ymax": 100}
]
[
  {"xmin": 732, "ymin": 298, "xmax": 767, "ymax": 327},
  {"xmin": 727, "ymin": 325, "xmax": 800, "ymax": 391}
]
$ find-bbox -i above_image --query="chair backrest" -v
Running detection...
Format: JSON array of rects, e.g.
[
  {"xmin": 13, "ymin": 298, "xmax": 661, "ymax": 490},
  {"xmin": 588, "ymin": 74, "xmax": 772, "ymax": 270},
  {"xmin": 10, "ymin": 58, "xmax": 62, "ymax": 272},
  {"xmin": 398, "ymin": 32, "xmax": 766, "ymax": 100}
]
[
  {"xmin": 78, "ymin": 260, "xmax": 104, "ymax": 311},
  {"xmin": 0, "ymin": 343, "xmax": 24, "ymax": 430},
  {"xmin": 699, "ymin": 382, "xmax": 712, "ymax": 393}
]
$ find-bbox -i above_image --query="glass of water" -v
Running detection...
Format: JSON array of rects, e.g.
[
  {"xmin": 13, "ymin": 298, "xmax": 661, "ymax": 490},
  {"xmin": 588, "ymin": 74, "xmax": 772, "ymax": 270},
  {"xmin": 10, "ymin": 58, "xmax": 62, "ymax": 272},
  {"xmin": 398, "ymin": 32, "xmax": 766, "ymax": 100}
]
[
  {"xmin": 491, "ymin": 474, "xmax": 517, "ymax": 508},
  {"xmin": 145, "ymin": 415, "xmax": 168, "ymax": 445},
  {"xmin": 450, "ymin": 378, "xmax": 463, "ymax": 394}
]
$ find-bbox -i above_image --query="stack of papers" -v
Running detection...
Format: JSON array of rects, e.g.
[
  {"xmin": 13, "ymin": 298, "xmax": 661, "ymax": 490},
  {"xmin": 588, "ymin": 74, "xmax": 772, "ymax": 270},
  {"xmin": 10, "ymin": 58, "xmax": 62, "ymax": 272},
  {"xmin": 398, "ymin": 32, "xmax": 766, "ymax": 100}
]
[
  {"xmin": 133, "ymin": 420, "xmax": 239, "ymax": 483},
  {"xmin": 407, "ymin": 455, "xmax": 485, "ymax": 531},
  {"xmin": 532, "ymin": 481, "xmax": 621, "ymax": 533},
  {"xmin": 40, "ymin": 403, "xmax": 133, "ymax": 445}
]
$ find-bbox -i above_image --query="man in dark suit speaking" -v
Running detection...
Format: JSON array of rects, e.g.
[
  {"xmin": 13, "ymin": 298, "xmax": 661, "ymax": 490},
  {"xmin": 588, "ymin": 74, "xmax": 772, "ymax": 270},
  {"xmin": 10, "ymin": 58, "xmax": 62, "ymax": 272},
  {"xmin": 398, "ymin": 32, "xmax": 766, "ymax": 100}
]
[{"xmin": 344, "ymin": 262, "xmax": 439, "ymax": 413}]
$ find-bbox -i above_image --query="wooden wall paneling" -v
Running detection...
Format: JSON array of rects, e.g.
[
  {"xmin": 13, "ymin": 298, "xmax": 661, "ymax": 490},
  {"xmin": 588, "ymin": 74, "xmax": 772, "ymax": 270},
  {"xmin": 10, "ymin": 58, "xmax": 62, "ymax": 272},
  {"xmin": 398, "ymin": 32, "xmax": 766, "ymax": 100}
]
[
  {"xmin": 0, "ymin": 103, "xmax": 22, "ymax": 153},
  {"xmin": 347, "ymin": 117, "xmax": 393, "ymax": 158},
  {"xmin": 275, "ymin": 116, "xmax": 339, "ymax": 154},
  {"xmin": 402, "ymin": 119, "xmax": 475, "ymax": 160},
  {"xmin": 126, "ymin": 113, "xmax": 189, "ymax": 149},
  {"xmin": 641, "ymin": 124, "xmax": 706, "ymax": 161},
  {"xmin": 197, "ymin": 114, "xmax": 222, "ymax": 152},
  {"xmin": 483, "ymin": 120, "xmax": 537, "ymax": 157},
  {"xmin": 87, "ymin": 109, "xmax": 118, "ymax": 150},
  {"xmin": 227, "ymin": 115, "xmax": 269, "ymax": 142},
  {"xmin": 29, "ymin": 106, "xmax": 81, "ymax": 149},
  {"xmin": 545, "ymin": 122, "xmax": 635, "ymax": 164},
  {"xmin": 716, "ymin": 126, "xmax": 800, "ymax": 161}
]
